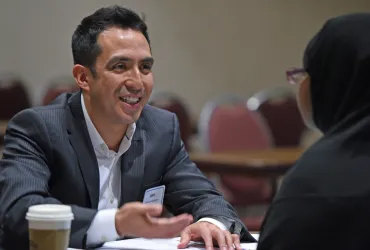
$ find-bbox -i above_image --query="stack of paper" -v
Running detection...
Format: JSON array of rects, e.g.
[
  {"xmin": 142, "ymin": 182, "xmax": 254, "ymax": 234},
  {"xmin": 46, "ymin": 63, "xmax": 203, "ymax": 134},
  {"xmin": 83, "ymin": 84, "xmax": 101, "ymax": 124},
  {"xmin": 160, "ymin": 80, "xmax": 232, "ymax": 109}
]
[{"xmin": 100, "ymin": 234, "xmax": 259, "ymax": 250}]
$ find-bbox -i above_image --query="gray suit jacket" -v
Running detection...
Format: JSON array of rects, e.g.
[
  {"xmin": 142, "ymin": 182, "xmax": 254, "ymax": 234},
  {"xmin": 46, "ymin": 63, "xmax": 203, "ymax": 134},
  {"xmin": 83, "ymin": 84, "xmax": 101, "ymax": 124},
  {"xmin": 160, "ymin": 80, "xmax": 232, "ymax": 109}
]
[{"xmin": 0, "ymin": 92, "xmax": 255, "ymax": 249}]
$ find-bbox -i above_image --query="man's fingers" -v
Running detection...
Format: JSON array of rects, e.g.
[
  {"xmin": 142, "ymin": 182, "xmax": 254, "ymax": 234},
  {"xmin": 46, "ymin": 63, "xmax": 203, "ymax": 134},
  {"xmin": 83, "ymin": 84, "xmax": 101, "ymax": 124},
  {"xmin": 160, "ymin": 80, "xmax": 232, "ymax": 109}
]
[
  {"xmin": 200, "ymin": 227, "xmax": 214, "ymax": 249},
  {"xmin": 224, "ymin": 230, "xmax": 233, "ymax": 249},
  {"xmin": 142, "ymin": 204, "xmax": 163, "ymax": 217},
  {"xmin": 177, "ymin": 228, "xmax": 192, "ymax": 249},
  {"xmin": 166, "ymin": 218, "xmax": 192, "ymax": 237},
  {"xmin": 232, "ymin": 234, "xmax": 242, "ymax": 250},
  {"xmin": 150, "ymin": 213, "xmax": 193, "ymax": 226},
  {"xmin": 169, "ymin": 213, "xmax": 194, "ymax": 224},
  {"xmin": 212, "ymin": 229, "xmax": 226, "ymax": 250},
  {"xmin": 148, "ymin": 214, "xmax": 193, "ymax": 238}
]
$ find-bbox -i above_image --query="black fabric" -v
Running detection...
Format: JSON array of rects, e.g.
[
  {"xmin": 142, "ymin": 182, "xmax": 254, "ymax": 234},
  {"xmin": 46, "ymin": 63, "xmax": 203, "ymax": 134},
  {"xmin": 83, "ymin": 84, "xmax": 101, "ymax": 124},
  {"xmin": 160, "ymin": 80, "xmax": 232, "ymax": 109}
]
[
  {"xmin": 304, "ymin": 13, "xmax": 370, "ymax": 133},
  {"xmin": 257, "ymin": 13, "xmax": 370, "ymax": 250}
]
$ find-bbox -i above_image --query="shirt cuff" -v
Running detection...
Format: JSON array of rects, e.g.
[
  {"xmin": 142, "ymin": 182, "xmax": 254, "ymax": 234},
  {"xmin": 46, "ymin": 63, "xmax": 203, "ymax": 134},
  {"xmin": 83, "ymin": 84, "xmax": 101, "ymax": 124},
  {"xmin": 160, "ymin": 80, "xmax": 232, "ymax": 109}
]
[
  {"xmin": 197, "ymin": 217, "xmax": 228, "ymax": 231},
  {"xmin": 86, "ymin": 208, "xmax": 120, "ymax": 245}
]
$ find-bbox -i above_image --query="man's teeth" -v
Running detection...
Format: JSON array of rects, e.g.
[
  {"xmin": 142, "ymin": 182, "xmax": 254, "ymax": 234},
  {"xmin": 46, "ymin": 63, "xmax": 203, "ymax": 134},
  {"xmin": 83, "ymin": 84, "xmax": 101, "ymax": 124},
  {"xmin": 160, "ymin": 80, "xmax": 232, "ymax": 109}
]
[{"xmin": 120, "ymin": 97, "xmax": 140, "ymax": 104}]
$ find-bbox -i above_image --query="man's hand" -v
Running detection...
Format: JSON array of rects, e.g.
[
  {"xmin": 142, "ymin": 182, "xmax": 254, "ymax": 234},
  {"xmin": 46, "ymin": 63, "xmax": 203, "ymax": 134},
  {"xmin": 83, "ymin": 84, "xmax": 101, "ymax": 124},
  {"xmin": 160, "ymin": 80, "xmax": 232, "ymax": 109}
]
[
  {"xmin": 115, "ymin": 202, "xmax": 193, "ymax": 238},
  {"xmin": 178, "ymin": 222, "xmax": 242, "ymax": 250}
]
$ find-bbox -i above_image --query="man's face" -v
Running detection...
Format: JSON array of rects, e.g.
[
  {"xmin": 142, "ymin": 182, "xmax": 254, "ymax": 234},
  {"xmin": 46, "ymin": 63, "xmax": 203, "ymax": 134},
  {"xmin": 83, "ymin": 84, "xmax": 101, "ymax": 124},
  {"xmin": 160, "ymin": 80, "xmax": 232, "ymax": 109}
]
[{"xmin": 86, "ymin": 27, "xmax": 153, "ymax": 125}]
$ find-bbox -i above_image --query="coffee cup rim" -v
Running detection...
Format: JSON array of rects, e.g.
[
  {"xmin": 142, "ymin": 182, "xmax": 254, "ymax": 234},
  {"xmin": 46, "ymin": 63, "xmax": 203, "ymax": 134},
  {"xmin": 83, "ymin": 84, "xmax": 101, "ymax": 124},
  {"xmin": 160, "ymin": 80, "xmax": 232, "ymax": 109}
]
[{"xmin": 26, "ymin": 204, "xmax": 74, "ymax": 221}]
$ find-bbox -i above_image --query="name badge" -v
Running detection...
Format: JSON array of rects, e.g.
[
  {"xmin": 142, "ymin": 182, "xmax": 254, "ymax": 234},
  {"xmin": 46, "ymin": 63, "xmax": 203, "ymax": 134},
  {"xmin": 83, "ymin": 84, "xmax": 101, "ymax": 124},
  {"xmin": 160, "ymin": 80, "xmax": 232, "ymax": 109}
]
[{"xmin": 143, "ymin": 185, "xmax": 165, "ymax": 204}]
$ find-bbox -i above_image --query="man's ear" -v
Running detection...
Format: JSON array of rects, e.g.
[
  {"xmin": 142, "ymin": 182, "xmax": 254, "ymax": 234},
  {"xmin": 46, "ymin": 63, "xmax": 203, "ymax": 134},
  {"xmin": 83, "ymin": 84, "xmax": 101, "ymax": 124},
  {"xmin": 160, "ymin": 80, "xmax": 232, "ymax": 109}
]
[{"xmin": 72, "ymin": 65, "xmax": 90, "ymax": 92}]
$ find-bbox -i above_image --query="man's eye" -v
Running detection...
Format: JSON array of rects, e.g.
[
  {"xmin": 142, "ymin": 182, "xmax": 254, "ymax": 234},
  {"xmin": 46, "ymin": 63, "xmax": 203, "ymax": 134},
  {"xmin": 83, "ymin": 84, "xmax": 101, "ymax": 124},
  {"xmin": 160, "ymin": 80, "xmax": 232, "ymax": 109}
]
[
  {"xmin": 141, "ymin": 63, "xmax": 152, "ymax": 73},
  {"xmin": 113, "ymin": 64, "xmax": 125, "ymax": 70}
]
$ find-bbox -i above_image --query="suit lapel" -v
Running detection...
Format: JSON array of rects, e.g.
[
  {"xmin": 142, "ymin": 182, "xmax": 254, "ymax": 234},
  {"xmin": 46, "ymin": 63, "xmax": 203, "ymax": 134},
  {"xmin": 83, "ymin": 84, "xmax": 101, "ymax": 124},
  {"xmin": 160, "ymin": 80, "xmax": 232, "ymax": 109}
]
[
  {"xmin": 67, "ymin": 93, "xmax": 100, "ymax": 209},
  {"xmin": 120, "ymin": 126, "xmax": 146, "ymax": 206}
]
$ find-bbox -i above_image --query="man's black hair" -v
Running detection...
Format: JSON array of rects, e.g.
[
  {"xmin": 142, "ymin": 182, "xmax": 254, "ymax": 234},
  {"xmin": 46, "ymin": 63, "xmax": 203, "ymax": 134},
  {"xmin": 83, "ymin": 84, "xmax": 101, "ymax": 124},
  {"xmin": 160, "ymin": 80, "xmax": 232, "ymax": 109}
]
[{"xmin": 71, "ymin": 5, "xmax": 150, "ymax": 76}]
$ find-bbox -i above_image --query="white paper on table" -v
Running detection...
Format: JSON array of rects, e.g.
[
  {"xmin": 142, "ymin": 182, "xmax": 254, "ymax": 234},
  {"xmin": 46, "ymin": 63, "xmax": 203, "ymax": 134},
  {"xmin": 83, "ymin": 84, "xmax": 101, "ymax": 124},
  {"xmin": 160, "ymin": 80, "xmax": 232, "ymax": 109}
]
[
  {"xmin": 101, "ymin": 234, "xmax": 259, "ymax": 250},
  {"xmin": 251, "ymin": 233, "xmax": 259, "ymax": 241}
]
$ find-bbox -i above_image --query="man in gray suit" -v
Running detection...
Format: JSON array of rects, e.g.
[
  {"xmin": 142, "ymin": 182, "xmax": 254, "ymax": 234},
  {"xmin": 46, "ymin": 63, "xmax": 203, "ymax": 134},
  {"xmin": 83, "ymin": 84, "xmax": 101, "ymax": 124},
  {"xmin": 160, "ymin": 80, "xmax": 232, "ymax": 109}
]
[{"xmin": 0, "ymin": 5, "xmax": 255, "ymax": 250}]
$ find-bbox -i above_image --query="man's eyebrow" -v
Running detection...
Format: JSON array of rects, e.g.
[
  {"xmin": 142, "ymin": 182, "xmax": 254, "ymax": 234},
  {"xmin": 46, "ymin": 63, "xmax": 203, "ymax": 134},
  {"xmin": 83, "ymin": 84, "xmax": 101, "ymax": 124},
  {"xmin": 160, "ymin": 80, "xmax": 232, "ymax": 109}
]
[
  {"xmin": 106, "ymin": 56, "xmax": 131, "ymax": 66},
  {"xmin": 142, "ymin": 57, "xmax": 154, "ymax": 64},
  {"xmin": 106, "ymin": 56, "xmax": 154, "ymax": 66}
]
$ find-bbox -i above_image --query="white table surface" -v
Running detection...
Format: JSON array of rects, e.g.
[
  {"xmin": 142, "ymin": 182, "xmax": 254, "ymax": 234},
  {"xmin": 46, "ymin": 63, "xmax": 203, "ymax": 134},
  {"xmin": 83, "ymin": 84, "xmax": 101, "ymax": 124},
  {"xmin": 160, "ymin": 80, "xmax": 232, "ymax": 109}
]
[{"xmin": 66, "ymin": 233, "xmax": 260, "ymax": 250}]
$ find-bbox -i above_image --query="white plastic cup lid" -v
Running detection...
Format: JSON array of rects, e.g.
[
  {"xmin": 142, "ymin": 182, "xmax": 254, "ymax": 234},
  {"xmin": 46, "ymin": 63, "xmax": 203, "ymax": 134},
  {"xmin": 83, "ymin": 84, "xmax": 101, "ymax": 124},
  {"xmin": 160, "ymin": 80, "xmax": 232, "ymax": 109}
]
[{"xmin": 26, "ymin": 204, "xmax": 74, "ymax": 221}]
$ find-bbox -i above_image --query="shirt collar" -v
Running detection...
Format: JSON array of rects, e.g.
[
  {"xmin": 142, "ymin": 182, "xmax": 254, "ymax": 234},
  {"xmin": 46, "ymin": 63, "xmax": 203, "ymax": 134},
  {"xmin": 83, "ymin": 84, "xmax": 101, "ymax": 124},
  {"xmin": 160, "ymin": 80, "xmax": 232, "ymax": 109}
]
[{"xmin": 80, "ymin": 94, "xmax": 136, "ymax": 156}]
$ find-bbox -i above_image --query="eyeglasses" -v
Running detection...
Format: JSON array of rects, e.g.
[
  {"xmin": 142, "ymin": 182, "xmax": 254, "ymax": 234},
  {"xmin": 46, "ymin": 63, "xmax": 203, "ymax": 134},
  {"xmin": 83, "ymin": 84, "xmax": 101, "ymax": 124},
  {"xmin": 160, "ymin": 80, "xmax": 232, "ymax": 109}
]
[{"xmin": 286, "ymin": 68, "xmax": 308, "ymax": 85}]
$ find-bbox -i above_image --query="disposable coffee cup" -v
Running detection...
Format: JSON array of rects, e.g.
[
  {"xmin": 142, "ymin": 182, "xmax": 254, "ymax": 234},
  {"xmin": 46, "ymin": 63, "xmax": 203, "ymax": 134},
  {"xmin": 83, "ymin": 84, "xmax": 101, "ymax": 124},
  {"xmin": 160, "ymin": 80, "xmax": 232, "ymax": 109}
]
[{"xmin": 26, "ymin": 204, "xmax": 74, "ymax": 250}]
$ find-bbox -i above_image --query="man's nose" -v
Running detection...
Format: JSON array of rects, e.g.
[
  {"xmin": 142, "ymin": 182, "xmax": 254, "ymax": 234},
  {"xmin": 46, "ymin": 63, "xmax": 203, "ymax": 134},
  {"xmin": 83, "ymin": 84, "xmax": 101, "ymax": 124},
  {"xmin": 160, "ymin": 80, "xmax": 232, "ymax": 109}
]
[
  {"xmin": 125, "ymin": 67, "xmax": 143, "ymax": 91},
  {"xmin": 126, "ymin": 86, "xmax": 142, "ymax": 94}
]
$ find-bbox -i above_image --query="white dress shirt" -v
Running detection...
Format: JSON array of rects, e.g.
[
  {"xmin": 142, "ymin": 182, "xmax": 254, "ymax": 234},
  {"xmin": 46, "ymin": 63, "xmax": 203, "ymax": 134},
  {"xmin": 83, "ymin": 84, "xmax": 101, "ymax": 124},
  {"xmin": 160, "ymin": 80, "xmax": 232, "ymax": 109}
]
[{"xmin": 81, "ymin": 95, "xmax": 226, "ymax": 245}]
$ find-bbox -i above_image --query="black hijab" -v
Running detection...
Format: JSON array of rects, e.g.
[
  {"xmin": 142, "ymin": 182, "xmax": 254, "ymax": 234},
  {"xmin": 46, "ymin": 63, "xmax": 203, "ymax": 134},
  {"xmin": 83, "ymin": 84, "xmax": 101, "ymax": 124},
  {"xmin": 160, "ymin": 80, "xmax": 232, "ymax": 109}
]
[
  {"xmin": 257, "ymin": 13, "xmax": 370, "ymax": 250},
  {"xmin": 304, "ymin": 13, "xmax": 370, "ymax": 133}
]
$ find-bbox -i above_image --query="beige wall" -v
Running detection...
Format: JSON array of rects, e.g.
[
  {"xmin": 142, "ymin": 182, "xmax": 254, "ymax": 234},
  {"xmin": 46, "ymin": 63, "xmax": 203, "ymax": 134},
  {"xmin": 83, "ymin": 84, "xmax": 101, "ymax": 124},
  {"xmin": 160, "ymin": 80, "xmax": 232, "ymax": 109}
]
[{"xmin": 0, "ymin": 0, "xmax": 369, "ymax": 117}]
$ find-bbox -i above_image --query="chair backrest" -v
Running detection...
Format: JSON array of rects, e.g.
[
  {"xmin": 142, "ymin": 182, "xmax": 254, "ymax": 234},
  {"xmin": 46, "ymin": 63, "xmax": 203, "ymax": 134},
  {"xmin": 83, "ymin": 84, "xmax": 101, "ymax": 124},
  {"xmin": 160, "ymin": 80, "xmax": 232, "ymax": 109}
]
[
  {"xmin": 0, "ymin": 74, "xmax": 31, "ymax": 120},
  {"xmin": 199, "ymin": 95, "xmax": 273, "ymax": 152},
  {"xmin": 149, "ymin": 92, "xmax": 193, "ymax": 151},
  {"xmin": 0, "ymin": 121, "xmax": 6, "ymax": 146},
  {"xmin": 199, "ymin": 95, "xmax": 275, "ymax": 207},
  {"xmin": 247, "ymin": 87, "xmax": 306, "ymax": 147},
  {"xmin": 42, "ymin": 76, "xmax": 78, "ymax": 105}
]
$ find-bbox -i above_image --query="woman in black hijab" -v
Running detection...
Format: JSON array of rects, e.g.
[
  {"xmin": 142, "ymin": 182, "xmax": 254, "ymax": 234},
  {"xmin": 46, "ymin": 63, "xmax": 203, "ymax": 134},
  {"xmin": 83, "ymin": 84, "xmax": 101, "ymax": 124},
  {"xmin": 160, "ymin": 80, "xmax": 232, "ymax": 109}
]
[{"xmin": 257, "ymin": 13, "xmax": 370, "ymax": 250}]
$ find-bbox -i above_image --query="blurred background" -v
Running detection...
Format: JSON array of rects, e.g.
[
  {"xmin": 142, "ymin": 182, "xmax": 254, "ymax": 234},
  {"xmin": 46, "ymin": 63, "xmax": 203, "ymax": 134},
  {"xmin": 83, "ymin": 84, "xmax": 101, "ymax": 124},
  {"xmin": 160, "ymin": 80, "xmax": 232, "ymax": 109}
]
[
  {"xmin": 1, "ymin": 0, "xmax": 369, "ymax": 112},
  {"xmin": 1, "ymin": 0, "xmax": 369, "ymax": 231}
]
